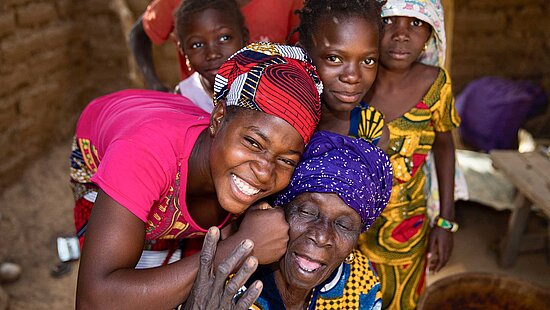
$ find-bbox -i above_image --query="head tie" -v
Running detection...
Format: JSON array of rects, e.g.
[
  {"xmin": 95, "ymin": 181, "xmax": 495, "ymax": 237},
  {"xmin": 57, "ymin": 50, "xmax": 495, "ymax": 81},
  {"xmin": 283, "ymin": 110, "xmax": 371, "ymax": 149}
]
[
  {"xmin": 275, "ymin": 131, "xmax": 393, "ymax": 232},
  {"xmin": 214, "ymin": 42, "xmax": 323, "ymax": 144}
]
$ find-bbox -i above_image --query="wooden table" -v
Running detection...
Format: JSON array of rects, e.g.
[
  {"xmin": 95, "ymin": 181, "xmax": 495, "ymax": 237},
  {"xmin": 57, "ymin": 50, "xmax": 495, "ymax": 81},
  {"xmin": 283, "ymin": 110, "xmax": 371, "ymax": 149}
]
[{"xmin": 490, "ymin": 150, "xmax": 550, "ymax": 268}]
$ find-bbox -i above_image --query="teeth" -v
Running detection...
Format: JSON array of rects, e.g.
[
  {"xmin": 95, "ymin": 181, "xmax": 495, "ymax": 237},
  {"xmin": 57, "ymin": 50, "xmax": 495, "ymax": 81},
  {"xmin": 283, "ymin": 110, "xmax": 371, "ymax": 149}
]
[
  {"xmin": 296, "ymin": 255, "xmax": 321, "ymax": 273},
  {"xmin": 232, "ymin": 174, "xmax": 260, "ymax": 196}
]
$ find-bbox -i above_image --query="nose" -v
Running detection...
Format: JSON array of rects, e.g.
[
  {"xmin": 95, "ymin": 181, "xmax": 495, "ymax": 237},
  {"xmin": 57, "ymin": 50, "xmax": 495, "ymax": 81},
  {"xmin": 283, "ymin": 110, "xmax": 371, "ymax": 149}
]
[
  {"xmin": 205, "ymin": 43, "xmax": 222, "ymax": 61},
  {"xmin": 250, "ymin": 153, "xmax": 275, "ymax": 185},
  {"xmin": 339, "ymin": 63, "xmax": 362, "ymax": 84},
  {"xmin": 392, "ymin": 20, "xmax": 410, "ymax": 42},
  {"xmin": 307, "ymin": 219, "xmax": 334, "ymax": 248}
]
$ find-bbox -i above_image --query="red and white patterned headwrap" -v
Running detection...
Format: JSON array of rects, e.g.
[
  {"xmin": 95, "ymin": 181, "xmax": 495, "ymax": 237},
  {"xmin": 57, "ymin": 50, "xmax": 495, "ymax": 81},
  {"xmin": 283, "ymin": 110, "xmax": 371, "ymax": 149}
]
[{"xmin": 214, "ymin": 42, "xmax": 323, "ymax": 144}]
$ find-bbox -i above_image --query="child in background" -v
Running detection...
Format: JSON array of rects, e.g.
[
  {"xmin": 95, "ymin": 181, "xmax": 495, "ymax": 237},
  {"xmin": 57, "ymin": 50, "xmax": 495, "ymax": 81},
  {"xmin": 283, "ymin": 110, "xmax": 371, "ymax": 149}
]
[
  {"xmin": 357, "ymin": 0, "xmax": 461, "ymax": 309},
  {"xmin": 130, "ymin": 0, "xmax": 304, "ymax": 92},
  {"xmin": 173, "ymin": 0, "xmax": 248, "ymax": 113},
  {"xmin": 297, "ymin": 0, "xmax": 389, "ymax": 150}
]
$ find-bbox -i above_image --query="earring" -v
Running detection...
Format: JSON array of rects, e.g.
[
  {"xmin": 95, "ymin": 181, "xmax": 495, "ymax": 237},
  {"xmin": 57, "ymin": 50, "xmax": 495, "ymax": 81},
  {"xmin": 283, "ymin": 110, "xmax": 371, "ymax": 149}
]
[
  {"xmin": 344, "ymin": 252, "xmax": 355, "ymax": 264},
  {"xmin": 209, "ymin": 125, "xmax": 215, "ymax": 135},
  {"xmin": 185, "ymin": 54, "xmax": 192, "ymax": 70},
  {"xmin": 423, "ymin": 42, "xmax": 428, "ymax": 52}
]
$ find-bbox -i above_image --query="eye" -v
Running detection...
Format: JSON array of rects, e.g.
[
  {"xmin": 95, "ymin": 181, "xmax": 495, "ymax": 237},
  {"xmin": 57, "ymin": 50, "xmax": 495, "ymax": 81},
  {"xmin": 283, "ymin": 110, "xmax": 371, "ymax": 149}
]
[
  {"xmin": 411, "ymin": 19, "xmax": 424, "ymax": 27},
  {"xmin": 219, "ymin": 34, "xmax": 231, "ymax": 42},
  {"xmin": 335, "ymin": 219, "xmax": 353, "ymax": 231},
  {"xmin": 326, "ymin": 55, "xmax": 342, "ymax": 63},
  {"xmin": 382, "ymin": 17, "xmax": 392, "ymax": 25},
  {"xmin": 278, "ymin": 157, "xmax": 297, "ymax": 167},
  {"xmin": 244, "ymin": 136, "xmax": 261, "ymax": 150},
  {"xmin": 299, "ymin": 207, "xmax": 317, "ymax": 218},
  {"xmin": 190, "ymin": 42, "xmax": 203, "ymax": 49},
  {"xmin": 363, "ymin": 58, "xmax": 376, "ymax": 66}
]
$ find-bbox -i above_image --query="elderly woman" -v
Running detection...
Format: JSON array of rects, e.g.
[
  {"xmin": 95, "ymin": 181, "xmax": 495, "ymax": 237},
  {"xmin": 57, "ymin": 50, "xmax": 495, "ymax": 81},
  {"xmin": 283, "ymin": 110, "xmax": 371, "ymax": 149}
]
[{"xmin": 232, "ymin": 130, "xmax": 393, "ymax": 309}]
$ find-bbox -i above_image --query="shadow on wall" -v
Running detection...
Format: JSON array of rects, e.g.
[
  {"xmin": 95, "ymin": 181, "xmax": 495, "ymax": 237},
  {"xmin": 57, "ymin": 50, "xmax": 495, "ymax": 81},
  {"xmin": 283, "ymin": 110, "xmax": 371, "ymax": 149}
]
[{"xmin": 0, "ymin": 0, "xmax": 159, "ymax": 191}]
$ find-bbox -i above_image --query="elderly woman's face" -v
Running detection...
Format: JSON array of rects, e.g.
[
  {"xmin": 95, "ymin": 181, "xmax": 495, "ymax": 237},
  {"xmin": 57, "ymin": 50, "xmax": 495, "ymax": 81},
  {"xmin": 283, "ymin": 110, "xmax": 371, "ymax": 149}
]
[{"xmin": 280, "ymin": 192, "xmax": 362, "ymax": 289}]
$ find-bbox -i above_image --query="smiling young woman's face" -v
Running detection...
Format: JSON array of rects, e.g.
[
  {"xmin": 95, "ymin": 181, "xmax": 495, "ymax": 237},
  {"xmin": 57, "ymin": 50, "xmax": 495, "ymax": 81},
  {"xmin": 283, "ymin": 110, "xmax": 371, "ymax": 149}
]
[
  {"xmin": 208, "ymin": 105, "xmax": 305, "ymax": 215},
  {"xmin": 279, "ymin": 192, "xmax": 361, "ymax": 289},
  {"xmin": 307, "ymin": 15, "xmax": 380, "ymax": 113}
]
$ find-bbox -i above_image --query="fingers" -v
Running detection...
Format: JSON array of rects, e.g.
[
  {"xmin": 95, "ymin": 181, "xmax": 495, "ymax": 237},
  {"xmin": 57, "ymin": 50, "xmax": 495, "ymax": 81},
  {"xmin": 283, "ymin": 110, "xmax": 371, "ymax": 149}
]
[
  {"xmin": 427, "ymin": 232, "xmax": 438, "ymax": 272},
  {"xmin": 428, "ymin": 229, "xmax": 437, "ymax": 253},
  {"xmin": 435, "ymin": 240, "xmax": 451, "ymax": 272},
  {"xmin": 195, "ymin": 227, "xmax": 220, "ymax": 286},
  {"xmin": 429, "ymin": 229, "xmax": 453, "ymax": 272},
  {"xmin": 211, "ymin": 239, "xmax": 254, "ymax": 305},
  {"xmin": 435, "ymin": 246, "xmax": 445, "ymax": 272},
  {"xmin": 220, "ymin": 256, "xmax": 259, "ymax": 306},
  {"xmin": 234, "ymin": 280, "xmax": 263, "ymax": 310},
  {"xmin": 428, "ymin": 255, "xmax": 437, "ymax": 272}
]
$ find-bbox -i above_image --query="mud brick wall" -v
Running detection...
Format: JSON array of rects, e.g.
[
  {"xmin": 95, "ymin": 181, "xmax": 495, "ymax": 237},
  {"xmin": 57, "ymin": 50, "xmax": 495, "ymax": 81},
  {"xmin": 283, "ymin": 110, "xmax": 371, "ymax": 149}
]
[
  {"xmin": 0, "ymin": 0, "xmax": 136, "ymax": 190},
  {"xmin": 451, "ymin": 0, "xmax": 550, "ymax": 95},
  {"xmin": 1, "ymin": 0, "xmax": 549, "ymax": 190}
]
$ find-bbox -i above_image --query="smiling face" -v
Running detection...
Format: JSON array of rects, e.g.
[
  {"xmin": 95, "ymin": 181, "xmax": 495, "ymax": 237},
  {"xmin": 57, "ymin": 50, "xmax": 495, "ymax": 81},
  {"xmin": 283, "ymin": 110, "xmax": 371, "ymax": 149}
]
[
  {"xmin": 179, "ymin": 8, "xmax": 246, "ymax": 90},
  {"xmin": 380, "ymin": 16, "xmax": 432, "ymax": 70},
  {"xmin": 307, "ymin": 15, "xmax": 379, "ymax": 113},
  {"xmin": 209, "ymin": 104, "xmax": 305, "ymax": 215},
  {"xmin": 279, "ymin": 192, "xmax": 361, "ymax": 290}
]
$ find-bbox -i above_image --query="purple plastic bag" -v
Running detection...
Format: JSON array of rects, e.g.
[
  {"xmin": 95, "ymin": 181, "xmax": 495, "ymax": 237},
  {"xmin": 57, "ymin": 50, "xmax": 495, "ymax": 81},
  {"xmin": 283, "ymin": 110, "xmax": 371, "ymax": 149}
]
[{"xmin": 455, "ymin": 77, "xmax": 547, "ymax": 152}]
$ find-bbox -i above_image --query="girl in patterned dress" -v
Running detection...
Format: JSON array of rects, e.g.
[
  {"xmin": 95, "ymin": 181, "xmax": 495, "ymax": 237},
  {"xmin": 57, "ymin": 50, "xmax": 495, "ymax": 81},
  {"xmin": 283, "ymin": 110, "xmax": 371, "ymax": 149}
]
[
  {"xmin": 357, "ymin": 0, "xmax": 461, "ymax": 309},
  {"xmin": 296, "ymin": 0, "xmax": 389, "ymax": 150}
]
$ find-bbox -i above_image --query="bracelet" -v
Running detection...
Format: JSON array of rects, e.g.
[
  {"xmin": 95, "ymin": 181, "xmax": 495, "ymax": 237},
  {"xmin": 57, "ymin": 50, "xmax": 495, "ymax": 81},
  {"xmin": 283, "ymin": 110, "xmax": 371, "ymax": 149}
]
[{"xmin": 435, "ymin": 216, "xmax": 459, "ymax": 233}]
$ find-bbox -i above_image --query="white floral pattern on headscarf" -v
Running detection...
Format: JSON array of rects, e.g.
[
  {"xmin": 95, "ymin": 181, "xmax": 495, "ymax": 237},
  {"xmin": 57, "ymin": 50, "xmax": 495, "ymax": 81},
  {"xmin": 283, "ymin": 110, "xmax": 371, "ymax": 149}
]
[{"xmin": 382, "ymin": 0, "xmax": 446, "ymax": 67}]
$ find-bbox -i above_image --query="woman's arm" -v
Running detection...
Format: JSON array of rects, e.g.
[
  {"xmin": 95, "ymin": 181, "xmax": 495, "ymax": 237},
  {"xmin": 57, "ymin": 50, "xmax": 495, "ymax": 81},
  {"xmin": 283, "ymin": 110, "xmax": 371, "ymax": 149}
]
[
  {"xmin": 76, "ymin": 193, "xmax": 289, "ymax": 309},
  {"xmin": 76, "ymin": 190, "xmax": 201, "ymax": 309},
  {"xmin": 429, "ymin": 131, "xmax": 456, "ymax": 272}
]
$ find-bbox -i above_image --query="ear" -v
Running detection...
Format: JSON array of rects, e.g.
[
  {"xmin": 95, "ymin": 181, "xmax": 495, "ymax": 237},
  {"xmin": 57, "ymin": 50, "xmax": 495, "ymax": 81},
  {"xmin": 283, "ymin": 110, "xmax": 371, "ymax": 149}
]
[
  {"xmin": 177, "ymin": 40, "xmax": 184, "ymax": 55},
  {"xmin": 209, "ymin": 99, "xmax": 227, "ymax": 136},
  {"xmin": 242, "ymin": 28, "xmax": 250, "ymax": 45}
]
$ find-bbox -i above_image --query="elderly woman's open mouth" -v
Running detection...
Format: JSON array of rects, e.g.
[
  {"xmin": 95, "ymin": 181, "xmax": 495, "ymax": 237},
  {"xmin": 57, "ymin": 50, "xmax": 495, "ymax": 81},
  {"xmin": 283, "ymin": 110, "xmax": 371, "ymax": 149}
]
[{"xmin": 293, "ymin": 252, "xmax": 326, "ymax": 274}]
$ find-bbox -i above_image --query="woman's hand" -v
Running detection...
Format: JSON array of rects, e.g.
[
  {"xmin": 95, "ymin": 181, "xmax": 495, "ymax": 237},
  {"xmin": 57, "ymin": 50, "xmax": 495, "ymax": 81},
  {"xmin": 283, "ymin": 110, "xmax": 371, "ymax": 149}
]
[
  {"xmin": 231, "ymin": 202, "xmax": 289, "ymax": 265},
  {"xmin": 183, "ymin": 227, "xmax": 262, "ymax": 310},
  {"xmin": 428, "ymin": 227, "xmax": 453, "ymax": 272}
]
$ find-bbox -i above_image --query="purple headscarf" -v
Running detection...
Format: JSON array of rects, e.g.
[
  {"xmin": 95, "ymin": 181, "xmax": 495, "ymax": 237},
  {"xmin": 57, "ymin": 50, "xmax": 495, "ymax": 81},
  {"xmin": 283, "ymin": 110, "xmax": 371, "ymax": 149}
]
[{"xmin": 275, "ymin": 131, "xmax": 393, "ymax": 232}]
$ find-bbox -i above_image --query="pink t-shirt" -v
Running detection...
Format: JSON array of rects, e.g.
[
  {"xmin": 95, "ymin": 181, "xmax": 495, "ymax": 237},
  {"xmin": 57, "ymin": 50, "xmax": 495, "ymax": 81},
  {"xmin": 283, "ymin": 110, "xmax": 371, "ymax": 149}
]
[{"xmin": 76, "ymin": 89, "xmax": 230, "ymax": 240}]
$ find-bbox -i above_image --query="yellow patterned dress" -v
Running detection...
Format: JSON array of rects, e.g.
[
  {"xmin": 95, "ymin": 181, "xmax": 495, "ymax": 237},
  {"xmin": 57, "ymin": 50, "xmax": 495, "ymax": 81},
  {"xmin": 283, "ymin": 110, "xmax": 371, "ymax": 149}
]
[
  {"xmin": 357, "ymin": 68, "xmax": 460, "ymax": 310},
  {"xmin": 349, "ymin": 101, "xmax": 386, "ymax": 146}
]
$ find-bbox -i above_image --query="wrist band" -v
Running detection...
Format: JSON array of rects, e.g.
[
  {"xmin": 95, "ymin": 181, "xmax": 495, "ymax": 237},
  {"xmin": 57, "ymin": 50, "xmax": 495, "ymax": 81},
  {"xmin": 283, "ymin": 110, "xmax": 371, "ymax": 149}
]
[{"xmin": 435, "ymin": 216, "xmax": 459, "ymax": 232}]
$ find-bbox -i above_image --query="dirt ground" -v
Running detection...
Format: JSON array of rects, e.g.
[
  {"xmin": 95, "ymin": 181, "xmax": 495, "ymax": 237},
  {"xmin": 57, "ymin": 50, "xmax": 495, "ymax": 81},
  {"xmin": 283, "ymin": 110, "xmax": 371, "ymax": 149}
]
[
  {"xmin": 0, "ymin": 139, "xmax": 77, "ymax": 310},
  {"xmin": 1, "ymin": 140, "xmax": 549, "ymax": 309}
]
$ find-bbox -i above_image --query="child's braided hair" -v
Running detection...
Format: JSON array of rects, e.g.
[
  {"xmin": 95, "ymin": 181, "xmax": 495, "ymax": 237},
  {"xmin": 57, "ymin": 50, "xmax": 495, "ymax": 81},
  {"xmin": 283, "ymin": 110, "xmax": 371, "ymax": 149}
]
[{"xmin": 297, "ymin": 0, "xmax": 386, "ymax": 50}]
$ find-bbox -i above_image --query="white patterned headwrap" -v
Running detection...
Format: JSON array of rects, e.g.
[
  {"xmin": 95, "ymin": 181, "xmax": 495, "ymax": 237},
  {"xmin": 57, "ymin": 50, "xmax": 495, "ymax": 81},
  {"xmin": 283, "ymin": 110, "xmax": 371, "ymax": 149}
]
[{"xmin": 382, "ymin": 0, "xmax": 446, "ymax": 67}]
